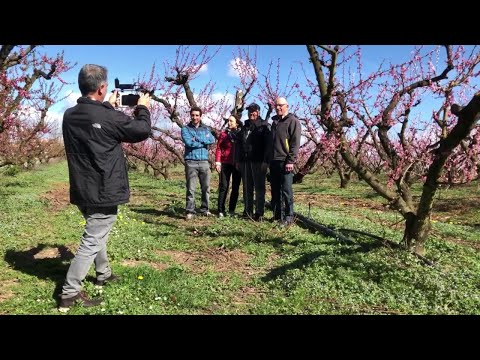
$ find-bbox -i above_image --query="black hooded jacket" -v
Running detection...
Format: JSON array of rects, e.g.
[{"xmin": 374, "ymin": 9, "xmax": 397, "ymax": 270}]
[
  {"xmin": 235, "ymin": 117, "xmax": 271, "ymax": 163},
  {"xmin": 62, "ymin": 97, "xmax": 151, "ymax": 206}
]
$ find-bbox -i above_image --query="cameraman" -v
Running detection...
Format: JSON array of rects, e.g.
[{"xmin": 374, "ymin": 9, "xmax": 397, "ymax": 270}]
[{"xmin": 59, "ymin": 64, "xmax": 151, "ymax": 311}]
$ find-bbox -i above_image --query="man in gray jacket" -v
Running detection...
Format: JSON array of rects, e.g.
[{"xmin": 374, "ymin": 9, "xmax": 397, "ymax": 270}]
[{"xmin": 269, "ymin": 97, "xmax": 301, "ymax": 226}]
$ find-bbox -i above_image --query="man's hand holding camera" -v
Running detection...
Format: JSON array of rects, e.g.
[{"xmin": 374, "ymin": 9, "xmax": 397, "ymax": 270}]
[
  {"xmin": 137, "ymin": 92, "xmax": 151, "ymax": 108},
  {"xmin": 108, "ymin": 90, "xmax": 151, "ymax": 109},
  {"xmin": 108, "ymin": 90, "xmax": 121, "ymax": 108}
]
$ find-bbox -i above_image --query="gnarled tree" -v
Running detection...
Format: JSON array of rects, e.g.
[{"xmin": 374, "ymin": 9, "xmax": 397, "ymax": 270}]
[
  {"xmin": 0, "ymin": 45, "xmax": 73, "ymax": 167},
  {"xmin": 305, "ymin": 45, "xmax": 480, "ymax": 255}
]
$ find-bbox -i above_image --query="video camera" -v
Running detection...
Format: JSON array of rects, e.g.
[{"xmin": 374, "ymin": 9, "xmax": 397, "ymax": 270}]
[{"xmin": 114, "ymin": 78, "xmax": 155, "ymax": 107}]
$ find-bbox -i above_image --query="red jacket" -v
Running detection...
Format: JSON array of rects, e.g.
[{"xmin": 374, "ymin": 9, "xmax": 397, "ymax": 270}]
[{"xmin": 215, "ymin": 130, "xmax": 236, "ymax": 165}]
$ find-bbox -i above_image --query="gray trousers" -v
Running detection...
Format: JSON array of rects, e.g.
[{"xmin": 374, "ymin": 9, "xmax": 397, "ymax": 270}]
[
  {"xmin": 60, "ymin": 206, "xmax": 118, "ymax": 298},
  {"xmin": 185, "ymin": 160, "xmax": 211, "ymax": 214}
]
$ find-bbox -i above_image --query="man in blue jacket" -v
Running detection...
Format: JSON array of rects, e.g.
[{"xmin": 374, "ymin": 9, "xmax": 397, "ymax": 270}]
[
  {"xmin": 59, "ymin": 64, "xmax": 151, "ymax": 311},
  {"xmin": 181, "ymin": 106, "xmax": 215, "ymax": 219}
]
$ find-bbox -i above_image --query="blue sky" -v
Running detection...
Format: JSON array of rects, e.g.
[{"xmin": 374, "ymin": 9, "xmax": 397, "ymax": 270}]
[
  {"xmin": 43, "ymin": 44, "xmax": 417, "ymax": 93},
  {"xmin": 41, "ymin": 45, "xmax": 477, "ymax": 130}
]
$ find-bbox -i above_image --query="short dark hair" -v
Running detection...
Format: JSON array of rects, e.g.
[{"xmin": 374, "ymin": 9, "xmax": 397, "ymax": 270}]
[
  {"xmin": 78, "ymin": 64, "xmax": 108, "ymax": 96},
  {"xmin": 190, "ymin": 106, "xmax": 203, "ymax": 116}
]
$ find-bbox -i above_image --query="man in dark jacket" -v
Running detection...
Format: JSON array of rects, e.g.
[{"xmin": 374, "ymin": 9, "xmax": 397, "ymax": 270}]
[
  {"xmin": 269, "ymin": 97, "xmax": 301, "ymax": 226},
  {"xmin": 235, "ymin": 103, "xmax": 271, "ymax": 221},
  {"xmin": 59, "ymin": 64, "xmax": 151, "ymax": 311}
]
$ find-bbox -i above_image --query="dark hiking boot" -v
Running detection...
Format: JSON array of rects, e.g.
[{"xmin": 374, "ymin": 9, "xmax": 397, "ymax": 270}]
[
  {"xmin": 242, "ymin": 212, "xmax": 254, "ymax": 220},
  {"xmin": 95, "ymin": 274, "xmax": 121, "ymax": 287},
  {"xmin": 253, "ymin": 214, "xmax": 264, "ymax": 222},
  {"xmin": 58, "ymin": 291, "xmax": 103, "ymax": 312},
  {"xmin": 279, "ymin": 216, "xmax": 294, "ymax": 228}
]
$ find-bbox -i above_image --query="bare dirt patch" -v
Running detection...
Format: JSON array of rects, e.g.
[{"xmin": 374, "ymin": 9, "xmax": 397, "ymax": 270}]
[
  {"xmin": 230, "ymin": 285, "xmax": 266, "ymax": 306},
  {"xmin": 0, "ymin": 279, "xmax": 18, "ymax": 303},
  {"xmin": 295, "ymin": 193, "xmax": 386, "ymax": 212},
  {"xmin": 121, "ymin": 248, "xmax": 263, "ymax": 279},
  {"xmin": 156, "ymin": 248, "xmax": 256, "ymax": 276},
  {"xmin": 24, "ymin": 245, "xmax": 75, "ymax": 262},
  {"xmin": 41, "ymin": 182, "xmax": 70, "ymax": 212},
  {"xmin": 432, "ymin": 198, "xmax": 480, "ymax": 222},
  {"xmin": 296, "ymin": 192, "xmax": 480, "ymax": 227},
  {"xmin": 33, "ymin": 247, "xmax": 61, "ymax": 259},
  {"xmin": 448, "ymin": 238, "xmax": 480, "ymax": 250},
  {"xmin": 120, "ymin": 259, "xmax": 170, "ymax": 272}
]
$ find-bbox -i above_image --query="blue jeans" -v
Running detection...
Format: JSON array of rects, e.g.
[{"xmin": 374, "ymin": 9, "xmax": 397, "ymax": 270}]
[
  {"xmin": 270, "ymin": 160, "xmax": 294, "ymax": 222},
  {"xmin": 185, "ymin": 160, "xmax": 211, "ymax": 214},
  {"xmin": 61, "ymin": 205, "xmax": 117, "ymax": 298}
]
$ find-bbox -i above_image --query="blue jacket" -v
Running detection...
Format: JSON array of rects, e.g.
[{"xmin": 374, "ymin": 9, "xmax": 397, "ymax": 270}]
[{"xmin": 181, "ymin": 122, "xmax": 215, "ymax": 161}]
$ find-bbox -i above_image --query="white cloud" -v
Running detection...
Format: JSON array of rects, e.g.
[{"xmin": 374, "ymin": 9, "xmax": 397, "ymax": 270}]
[
  {"xmin": 46, "ymin": 109, "xmax": 63, "ymax": 124},
  {"xmin": 198, "ymin": 64, "xmax": 208, "ymax": 73},
  {"xmin": 185, "ymin": 63, "xmax": 208, "ymax": 74},
  {"xmin": 227, "ymin": 58, "xmax": 257, "ymax": 78},
  {"xmin": 64, "ymin": 90, "xmax": 81, "ymax": 110},
  {"xmin": 212, "ymin": 92, "xmax": 235, "ymax": 107}
]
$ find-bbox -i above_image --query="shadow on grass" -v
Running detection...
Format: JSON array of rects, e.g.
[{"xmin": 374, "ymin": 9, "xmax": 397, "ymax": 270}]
[
  {"xmin": 130, "ymin": 205, "xmax": 186, "ymax": 220},
  {"xmin": 261, "ymin": 250, "xmax": 328, "ymax": 282},
  {"xmin": 261, "ymin": 220, "xmax": 388, "ymax": 284},
  {"xmin": 261, "ymin": 241, "xmax": 383, "ymax": 283},
  {"xmin": 4, "ymin": 244, "xmax": 74, "ymax": 302}
]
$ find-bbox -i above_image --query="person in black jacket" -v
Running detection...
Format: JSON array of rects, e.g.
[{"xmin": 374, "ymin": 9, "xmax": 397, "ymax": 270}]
[
  {"xmin": 269, "ymin": 97, "xmax": 301, "ymax": 226},
  {"xmin": 58, "ymin": 64, "xmax": 151, "ymax": 311},
  {"xmin": 235, "ymin": 103, "xmax": 271, "ymax": 221}
]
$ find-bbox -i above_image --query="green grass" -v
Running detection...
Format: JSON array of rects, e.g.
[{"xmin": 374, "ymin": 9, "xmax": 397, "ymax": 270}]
[{"xmin": 1, "ymin": 161, "xmax": 480, "ymax": 314}]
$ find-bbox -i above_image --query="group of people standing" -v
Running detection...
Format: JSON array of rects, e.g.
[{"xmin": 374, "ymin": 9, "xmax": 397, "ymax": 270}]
[
  {"xmin": 58, "ymin": 62, "xmax": 302, "ymax": 310},
  {"xmin": 181, "ymin": 97, "xmax": 302, "ymax": 227}
]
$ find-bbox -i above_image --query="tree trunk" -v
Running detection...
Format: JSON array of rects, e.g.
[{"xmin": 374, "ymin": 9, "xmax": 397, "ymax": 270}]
[
  {"xmin": 293, "ymin": 143, "xmax": 323, "ymax": 184},
  {"xmin": 339, "ymin": 169, "xmax": 350, "ymax": 188},
  {"xmin": 403, "ymin": 212, "xmax": 431, "ymax": 256},
  {"xmin": 293, "ymin": 172, "xmax": 304, "ymax": 183}
]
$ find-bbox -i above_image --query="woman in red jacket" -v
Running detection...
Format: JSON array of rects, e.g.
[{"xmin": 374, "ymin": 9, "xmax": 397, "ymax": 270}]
[{"xmin": 215, "ymin": 115, "xmax": 242, "ymax": 217}]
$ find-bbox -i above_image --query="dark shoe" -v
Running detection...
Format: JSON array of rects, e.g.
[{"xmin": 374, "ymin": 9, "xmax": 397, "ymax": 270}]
[
  {"xmin": 242, "ymin": 212, "xmax": 253, "ymax": 220},
  {"xmin": 58, "ymin": 291, "xmax": 103, "ymax": 312},
  {"xmin": 279, "ymin": 221, "xmax": 289, "ymax": 228},
  {"xmin": 95, "ymin": 274, "xmax": 121, "ymax": 286},
  {"xmin": 279, "ymin": 217, "xmax": 294, "ymax": 228},
  {"xmin": 253, "ymin": 214, "xmax": 264, "ymax": 222}
]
